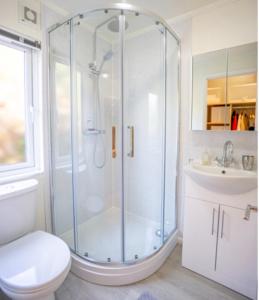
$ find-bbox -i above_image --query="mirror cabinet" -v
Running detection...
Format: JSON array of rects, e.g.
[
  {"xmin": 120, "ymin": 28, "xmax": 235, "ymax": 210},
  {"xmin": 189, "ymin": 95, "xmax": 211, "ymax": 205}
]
[{"xmin": 192, "ymin": 43, "xmax": 257, "ymax": 131}]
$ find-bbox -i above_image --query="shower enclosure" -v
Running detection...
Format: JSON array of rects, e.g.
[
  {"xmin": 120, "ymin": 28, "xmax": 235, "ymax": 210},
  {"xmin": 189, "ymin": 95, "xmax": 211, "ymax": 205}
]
[{"xmin": 48, "ymin": 4, "xmax": 180, "ymax": 284}]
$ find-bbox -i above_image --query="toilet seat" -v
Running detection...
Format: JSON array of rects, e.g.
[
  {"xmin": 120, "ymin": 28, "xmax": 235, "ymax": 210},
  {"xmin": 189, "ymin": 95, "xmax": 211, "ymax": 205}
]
[{"xmin": 0, "ymin": 231, "xmax": 71, "ymax": 297}]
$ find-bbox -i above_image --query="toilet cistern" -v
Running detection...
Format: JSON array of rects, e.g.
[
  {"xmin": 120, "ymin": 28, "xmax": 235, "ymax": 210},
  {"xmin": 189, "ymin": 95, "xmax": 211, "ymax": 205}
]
[{"xmin": 0, "ymin": 180, "xmax": 71, "ymax": 300}]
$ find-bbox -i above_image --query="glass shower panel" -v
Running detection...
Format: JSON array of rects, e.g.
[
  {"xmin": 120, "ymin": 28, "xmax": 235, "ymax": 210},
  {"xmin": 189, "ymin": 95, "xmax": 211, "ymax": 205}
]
[
  {"xmin": 163, "ymin": 31, "xmax": 179, "ymax": 239},
  {"xmin": 123, "ymin": 13, "xmax": 165, "ymax": 261},
  {"xmin": 49, "ymin": 22, "xmax": 75, "ymax": 251},
  {"xmin": 72, "ymin": 10, "xmax": 122, "ymax": 262}
]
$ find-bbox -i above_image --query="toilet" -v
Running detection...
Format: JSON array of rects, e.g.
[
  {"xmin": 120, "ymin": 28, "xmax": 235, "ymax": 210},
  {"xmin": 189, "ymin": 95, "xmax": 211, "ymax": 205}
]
[{"xmin": 0, "ymin": 179, "xmax": 71, "ymax": 300}]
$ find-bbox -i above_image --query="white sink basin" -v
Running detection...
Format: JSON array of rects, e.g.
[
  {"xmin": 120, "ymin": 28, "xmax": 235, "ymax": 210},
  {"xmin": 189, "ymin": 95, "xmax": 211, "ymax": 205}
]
[{"xmin": 185, "ymin": 162, "xmax": 257, "ymax": 195}]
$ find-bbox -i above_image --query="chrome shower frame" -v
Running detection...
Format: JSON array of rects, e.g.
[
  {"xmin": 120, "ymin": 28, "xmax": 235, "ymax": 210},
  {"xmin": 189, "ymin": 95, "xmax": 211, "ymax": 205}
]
[
  {"xmin": 48, "ymin": 3, "xmax": 180, "ymax": 42},
  {"xmin": 47, "ymin": 3, "xmax": 181, "ymax": 267}
]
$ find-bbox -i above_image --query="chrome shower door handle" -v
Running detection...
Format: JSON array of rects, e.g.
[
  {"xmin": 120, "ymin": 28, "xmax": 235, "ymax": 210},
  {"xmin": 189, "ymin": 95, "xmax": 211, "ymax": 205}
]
[
  {"xmin": 127, "ymin": 126, "xmax": 134, "ymax": 157},
  {"xmin": 112, "ymin": 126, "xmax": 116, "ymax": 158}
]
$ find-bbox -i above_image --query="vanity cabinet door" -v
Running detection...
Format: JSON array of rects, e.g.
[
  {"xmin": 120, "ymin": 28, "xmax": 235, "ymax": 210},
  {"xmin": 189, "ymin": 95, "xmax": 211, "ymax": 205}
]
[
  {"xmin": 216, "ymin": 205, "xmax": 257, "ymax": 299},
  {"xmin": 182, "ymin": 197, "xmax": 219, "ymax": 278}
]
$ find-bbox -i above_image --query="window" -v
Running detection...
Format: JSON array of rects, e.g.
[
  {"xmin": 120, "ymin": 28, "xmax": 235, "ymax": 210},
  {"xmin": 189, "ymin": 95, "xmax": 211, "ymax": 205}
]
[{"xmin": 0, "ymin": 39, "xmax": 38, "ymax": 175}]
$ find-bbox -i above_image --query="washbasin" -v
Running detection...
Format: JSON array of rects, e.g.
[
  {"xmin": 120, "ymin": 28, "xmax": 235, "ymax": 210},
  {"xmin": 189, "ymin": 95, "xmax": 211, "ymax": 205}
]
[{"xmin": 185, "ymin": 162, "xmax": 257, "ymax": 195}]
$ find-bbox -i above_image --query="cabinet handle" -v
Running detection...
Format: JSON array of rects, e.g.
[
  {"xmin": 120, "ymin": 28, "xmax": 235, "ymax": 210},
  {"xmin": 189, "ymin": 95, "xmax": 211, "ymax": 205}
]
[
  {"xmin": 221, "ymin": 210, "xmax": 225, "ymax": 238},
  {"xmin": 127, "ymin": 126, "xmax": 134, "ymax": 157},
  {"xmin": 211, "ymin": 208, "xmax": 215, "ymax": 235},
  {"xmin": 244, "ymin": 205, "xmax": 258, "ymax": 221}
]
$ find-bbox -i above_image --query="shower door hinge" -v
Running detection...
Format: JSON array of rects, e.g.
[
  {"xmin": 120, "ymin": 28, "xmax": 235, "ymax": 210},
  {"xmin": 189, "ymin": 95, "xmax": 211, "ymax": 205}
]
[{"xmin": 159, "ymin": 28, "xmax": 164, "ymax": 34}]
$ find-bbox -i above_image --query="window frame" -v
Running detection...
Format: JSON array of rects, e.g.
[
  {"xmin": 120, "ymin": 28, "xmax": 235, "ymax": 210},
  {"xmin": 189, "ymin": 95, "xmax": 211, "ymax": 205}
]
[{"xmin": 0, "ymin": 37, "xmax": 40, "ymax": 178}]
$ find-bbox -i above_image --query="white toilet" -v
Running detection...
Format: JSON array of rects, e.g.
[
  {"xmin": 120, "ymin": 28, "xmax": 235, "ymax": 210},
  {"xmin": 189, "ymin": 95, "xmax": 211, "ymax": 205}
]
[{"xmin": 0, "ymin": 179, "xmax": 71, "ymax": 300}]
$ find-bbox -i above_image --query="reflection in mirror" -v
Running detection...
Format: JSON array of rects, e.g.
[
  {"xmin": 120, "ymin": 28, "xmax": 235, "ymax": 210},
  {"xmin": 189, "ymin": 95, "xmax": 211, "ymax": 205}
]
[
  {"xmin": 192, "ymin": 43, "xmax": 257, "ymax": 131},
  {"xmin": 227, "ymin": 43, "xmax": 257, "ymax": 131},
  {"xmin": 192, "ymin": 49, "xmax": 227, "ymax": 130}
]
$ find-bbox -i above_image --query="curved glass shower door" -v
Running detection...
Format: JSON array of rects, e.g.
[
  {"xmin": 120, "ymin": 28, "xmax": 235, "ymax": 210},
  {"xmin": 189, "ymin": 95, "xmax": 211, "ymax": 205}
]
[
  {"xmin": 49, "ymin": 6, "xmax": 179, "ymax": 266},
  {"xmin": 123, "ymin": 12, "xmax": 165, "ymax": 261},
  {"xmin": 72, "ymin": 10, "xmax": 123, "ymax": 263},
  {"xmin": 49, "ymin": 21, "xmax": 76, "ymax": 252}
]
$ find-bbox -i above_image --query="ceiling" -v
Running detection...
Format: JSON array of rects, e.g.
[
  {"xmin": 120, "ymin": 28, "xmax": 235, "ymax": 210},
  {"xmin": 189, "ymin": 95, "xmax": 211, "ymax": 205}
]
[{"xmin": 45, "ymin": 0, "xmax": 221, "ymax": 20}]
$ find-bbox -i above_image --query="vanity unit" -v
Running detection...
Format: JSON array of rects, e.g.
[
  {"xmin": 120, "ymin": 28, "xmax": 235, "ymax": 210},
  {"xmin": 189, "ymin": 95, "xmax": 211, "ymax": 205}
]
[{"xmin": 182, "ymin": 163, "xmax": 257, "ymax": 299}]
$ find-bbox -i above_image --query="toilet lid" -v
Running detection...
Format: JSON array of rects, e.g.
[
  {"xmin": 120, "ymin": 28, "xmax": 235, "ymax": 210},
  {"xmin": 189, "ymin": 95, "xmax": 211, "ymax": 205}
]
[{"xmin": 0, "ymin": 231, "xmax": 71, "ymax": 293}]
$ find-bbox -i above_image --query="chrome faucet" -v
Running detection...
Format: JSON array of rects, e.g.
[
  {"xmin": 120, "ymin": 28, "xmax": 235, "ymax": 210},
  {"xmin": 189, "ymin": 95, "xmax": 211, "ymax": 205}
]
[{"xmin": 215, "ymin": 141, "xmax": 234, "ymax": 168}]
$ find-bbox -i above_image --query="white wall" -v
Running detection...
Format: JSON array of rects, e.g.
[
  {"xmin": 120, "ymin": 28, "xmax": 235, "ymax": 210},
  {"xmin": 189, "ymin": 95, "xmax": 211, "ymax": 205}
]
[
  {"xmin": 0, "ymin": 0, "xmax": 42, "ymax": 40},
  {"xmin": 121, "ymin": 29, "xmax": 165, "ymax": 223},
  {"xmin": 170, "ymin": 0, "xmax": 257, "ymax": 235},
  {"xmin": 192, "ymin": 0, "xmax": 257, "ymax": 55},
  {"xmin": 110, "ymin": 27, "xmax": 178, "ymax": 235},
  {"xmin": 73, "ymin": 23, "xmax": 114, "ymax": 227}
]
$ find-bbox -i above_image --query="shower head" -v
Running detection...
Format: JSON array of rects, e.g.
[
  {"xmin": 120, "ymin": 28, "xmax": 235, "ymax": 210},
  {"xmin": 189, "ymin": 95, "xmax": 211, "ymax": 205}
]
[
  {"xmin": 91, "ymin": 16, "xmax": 128, "ymax": 69},
  {"xmin": 96, "ymin": 50, "xmax": 113, "ymax": 74},
  {"xmin": 89, "ymin": 50, "xmax": 113, "ymax": 75},
  {"xmin": 107, "ymin": 18, "xmax": 129, "ymax": 33}
]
